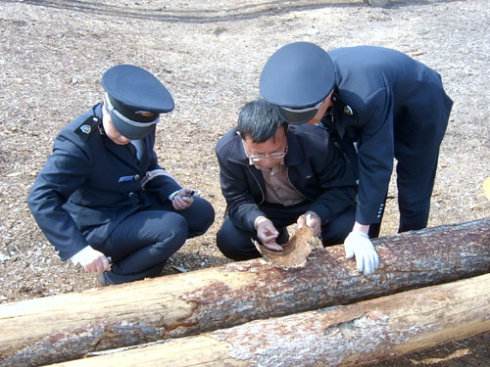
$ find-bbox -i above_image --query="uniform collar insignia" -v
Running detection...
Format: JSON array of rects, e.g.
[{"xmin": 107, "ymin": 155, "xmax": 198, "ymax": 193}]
[
  {"xmin": 344, "ymin": 105, "xmax": 354, "ymax": 116},
  {"xmin": 80, "ymin": 124, "xmax": 91, "ymax": 134}
]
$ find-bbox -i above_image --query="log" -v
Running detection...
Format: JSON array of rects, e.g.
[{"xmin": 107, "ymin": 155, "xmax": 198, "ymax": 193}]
[
  {"xmin": 1, "ymin": 219, "xmax": 489, "ymax": 366},
  {"xmin": 49, "ymin": 273, "xmax": 490, "ymax": 367}
]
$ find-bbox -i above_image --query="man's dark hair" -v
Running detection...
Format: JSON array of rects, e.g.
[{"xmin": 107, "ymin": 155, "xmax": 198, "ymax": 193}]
[{"xmin": 237, "ymin": 99, "xmax": 286, "ymax": 143}]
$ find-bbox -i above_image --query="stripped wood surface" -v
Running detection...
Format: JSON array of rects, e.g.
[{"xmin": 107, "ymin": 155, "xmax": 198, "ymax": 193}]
[
  {"xmin": 1, "ymin": 218, "xmax": 489, "ymax": 366},
  {"xmin": 50, "ymin": 274, "xmax": 490, "ymax": 366}
]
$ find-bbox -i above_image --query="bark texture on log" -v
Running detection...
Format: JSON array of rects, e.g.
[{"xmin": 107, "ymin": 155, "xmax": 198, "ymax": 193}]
[
  {"xmin": 49, "ymin": 274, "xmax": 490, "ymax": 367},
  {"xmin": 1, "ymin": 219, "xmax": 489, "ymax": 367}
]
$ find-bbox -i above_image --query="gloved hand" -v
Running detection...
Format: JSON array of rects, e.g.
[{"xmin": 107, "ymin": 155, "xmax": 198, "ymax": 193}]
[
  {"xmin": 297, "ymin": 210, "xmax": 321, "ymax": 237},
  {"xmin": 344, "ymin": 231, "xmax": 379, "ymax": 275},
  {"xmin": 255, "ymin": 216, "xmax": 282, "ymax": 251},
  {"xmin": 70, "ymin": 246, "xmax": 112, "ymax": 273}
]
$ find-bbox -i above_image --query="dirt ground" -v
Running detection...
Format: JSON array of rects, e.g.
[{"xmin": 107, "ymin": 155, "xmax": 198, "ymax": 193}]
[{"xmin": 0, "ymin": 0, "xmax": 489, "ymax": 365}]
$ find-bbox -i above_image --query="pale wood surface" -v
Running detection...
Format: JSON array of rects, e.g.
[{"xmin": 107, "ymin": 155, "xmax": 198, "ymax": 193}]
[
  {"xmin": 49, "ymin": 274, "xmax": 490, "ymax": 367},
  {"xmin": 1, "ymin": 219, "xmax": 489, "ymax": 366}
]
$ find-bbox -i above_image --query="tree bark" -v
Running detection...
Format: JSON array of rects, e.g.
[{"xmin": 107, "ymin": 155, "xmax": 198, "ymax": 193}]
[
  {"xmin": 1, "ymin": 219, "xmax": 489, "ymax": 367},
  {"xmin": 49, "ymin": 273, "xmax": 490, "ymax": 367}
]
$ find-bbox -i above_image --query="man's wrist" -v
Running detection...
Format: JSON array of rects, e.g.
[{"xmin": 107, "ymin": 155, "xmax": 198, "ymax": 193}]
[
  {"xmin": 168, "ymin": 190, "xmax": 181, "ymax": 201},
  {"xmin": 69, "ymin": 245, "xmax": 94, "ymax": 264},
  {"xmin": 351, "ymin": 231, "xmax": 369, "ymax": 239},
  {"xmin": 254, "ymin": 216, "xmax": 269, "ymax": 229},
  {"xmin": 352, "ymin": 221, "xmax": 370, "ymax": 234},
  {"xmin": 305, "ymin": 210, "xmax": 320, "ymax": 220}
]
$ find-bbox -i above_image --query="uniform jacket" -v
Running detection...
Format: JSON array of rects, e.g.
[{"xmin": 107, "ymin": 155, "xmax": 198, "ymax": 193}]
[
  {"xmin": 216, "ymin": 124, "xmax": 357, "ymax": 232},
  {"xmin": 325, "ymin": 46, "xmax": 453, "ymax": 224},
  {"xmin": 28, "ymin": 104, "xmax": 182, "ymax": 260}
]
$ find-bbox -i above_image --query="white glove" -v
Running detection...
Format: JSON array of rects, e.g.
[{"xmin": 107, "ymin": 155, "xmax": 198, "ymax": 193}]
[
  {"xmin": 70, "ymin": 246, "xmax": 111, "ymax": 273},
  {"xmin": 344, "ymin": 231, "xmax": 379, "ymax": 275}
]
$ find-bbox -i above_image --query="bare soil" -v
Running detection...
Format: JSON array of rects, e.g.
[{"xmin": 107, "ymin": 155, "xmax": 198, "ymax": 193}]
[{"xmin": 0, "ymin": 0, "xmax": 489, "ymax": 365}]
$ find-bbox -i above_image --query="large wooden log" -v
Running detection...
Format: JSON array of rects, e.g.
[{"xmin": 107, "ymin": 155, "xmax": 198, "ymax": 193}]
[
  {"xmin": 49, "ymin": 273, "xmax": 490, "ymax": 367},
  {"xmin": 1, "ymin": 219, "xmax": 489, "ymax": 367}
]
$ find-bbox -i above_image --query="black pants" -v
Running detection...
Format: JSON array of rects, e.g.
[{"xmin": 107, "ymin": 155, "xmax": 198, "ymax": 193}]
[
  {"xmin": 96, "ymin": 196, "xmax": 214, "ymax": 284},
  {"xmin": 336, "ymin": 109, "xmax": 449, "ymax": 236},
  {"xmin": 217, "ymin": 203, "xmax": 355, "ymax": 261},
  {"xmin": 393, "ymin": 101, "xmax": 449, "ymax": 233}
]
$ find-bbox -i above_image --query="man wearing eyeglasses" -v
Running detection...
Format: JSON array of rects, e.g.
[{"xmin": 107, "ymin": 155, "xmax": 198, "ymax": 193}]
[
  {"xmin": 215, "ymin": 99, "xmax": 358, "ymax": 261},
  {"xmin": 259, "ymin": 42, "xmax": 453, "ymax": 275}
]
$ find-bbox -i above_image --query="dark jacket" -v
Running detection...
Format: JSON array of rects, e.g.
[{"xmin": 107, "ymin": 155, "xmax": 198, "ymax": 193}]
[
  {"xmin": 215, "ymin": 124, "xmax": 357, "ymax": 232},
  {"xmin": 326, "ymin": 46, "xmax": 453, "ymax": 224},
  {"xmin": 28, "ymin": 104, "xmax": 181, "ymax": 260}
]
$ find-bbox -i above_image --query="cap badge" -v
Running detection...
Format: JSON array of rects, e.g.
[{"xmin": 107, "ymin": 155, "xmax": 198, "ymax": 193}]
[
  {"xmin": 134, "ymin": 111, "xmax": 155, "ymax": 119},
  {"xmin": 344, "ymin": 105, "xmax": 353, "ymax": 116},
  {"xmin": 80, "ymin": 124, "xmax": 92, "ymax": 134}
]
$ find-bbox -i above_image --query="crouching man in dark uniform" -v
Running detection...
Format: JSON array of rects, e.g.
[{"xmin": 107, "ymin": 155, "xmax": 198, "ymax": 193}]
[
  {"xmin": 28, "ymin": 64, "xmax": 215, "ymax": 285},
  {"xmin": 216, "ymin": 99, "xmax": 359, "ymax": 261},
  {"xmin": 260, "ymin": 42, "xmax": 453, "ymax": 274}
]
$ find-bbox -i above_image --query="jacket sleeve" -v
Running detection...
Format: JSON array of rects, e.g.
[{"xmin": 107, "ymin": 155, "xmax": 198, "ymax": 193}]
[
  {"xmin": 307, "ymin": 133, "xmax": 357, "ymax": 222},
  {"xmin": 216, "ymin": 149, "xmax": 265, "ymax": 232},
  {"xmin": 27, "ymin": 133, "xmax": 93, "ymax": 261},
  {"xmin": 355, "ymin": 87, "xmax": 394, "ymax": 225},
  {"xmin": 145, "ymin": 144, "xmax": 182, "ymax": 201}
]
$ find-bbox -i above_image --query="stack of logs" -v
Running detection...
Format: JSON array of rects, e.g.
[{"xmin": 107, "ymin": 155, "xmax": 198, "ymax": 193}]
[{"xmin": 1, "ymin": 218, "xmax": 489, "ymax": 366}]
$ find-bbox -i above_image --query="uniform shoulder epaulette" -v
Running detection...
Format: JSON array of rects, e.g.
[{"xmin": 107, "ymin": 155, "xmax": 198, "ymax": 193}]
[{"xmin": 74, "ymin": 115, "xmax": 100, "ymax": 140}]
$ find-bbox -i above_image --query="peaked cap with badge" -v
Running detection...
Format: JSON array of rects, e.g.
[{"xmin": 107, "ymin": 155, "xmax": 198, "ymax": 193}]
[
  {"xmin": 102, "ymin": 64, "xmax": 175, "ymax": 140},
  {"xmin": 260, "ymin": 42, "xmax": 453, "ymax": 234}
]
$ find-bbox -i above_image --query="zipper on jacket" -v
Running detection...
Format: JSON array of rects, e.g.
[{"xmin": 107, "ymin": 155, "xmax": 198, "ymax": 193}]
[{"xmin": 247, "ymin": 166, "xmax": 265, "ymax": 205}]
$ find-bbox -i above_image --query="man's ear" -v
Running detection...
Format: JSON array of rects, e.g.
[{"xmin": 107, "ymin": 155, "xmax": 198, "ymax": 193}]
[
  {"xmin": 325, "ymin": 90, "xmax": 335, "ymax": 104},
  {"xmin": 236, "ymin": 131, "xmax": 250, "ymax": 141},
  {"xmin": 309, "ymin": 92, "xmax": 335, "ymax": 125}
]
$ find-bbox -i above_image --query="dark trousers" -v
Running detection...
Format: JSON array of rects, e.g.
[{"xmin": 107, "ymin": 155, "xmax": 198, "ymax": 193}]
[
  {"xmin": 393, "ymin": 105, "xmax": 448, "ymax": 233},
  {"xmin": 336, "ymin": 114, "xmax": 449, "ymax": 236},
  {"xmin": 340, "ymin": 137, "xmax": 443, "ymax": 237},
  {"xmin": 96, "ymin": 196, "xmax": 214, "ymax": 284},
  {"xmin": 392, "ymin": 95, "xmax": 450, "ymax": 234},
  {"xmin": 217, "ymin": 202, "xmax": 355, "ymax": 261}
]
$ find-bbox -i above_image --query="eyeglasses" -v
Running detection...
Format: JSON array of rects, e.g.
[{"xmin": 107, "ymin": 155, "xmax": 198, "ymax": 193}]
[{"xmin": 248, "ymin": 147, "xmax": 287, "ymax": 164}]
